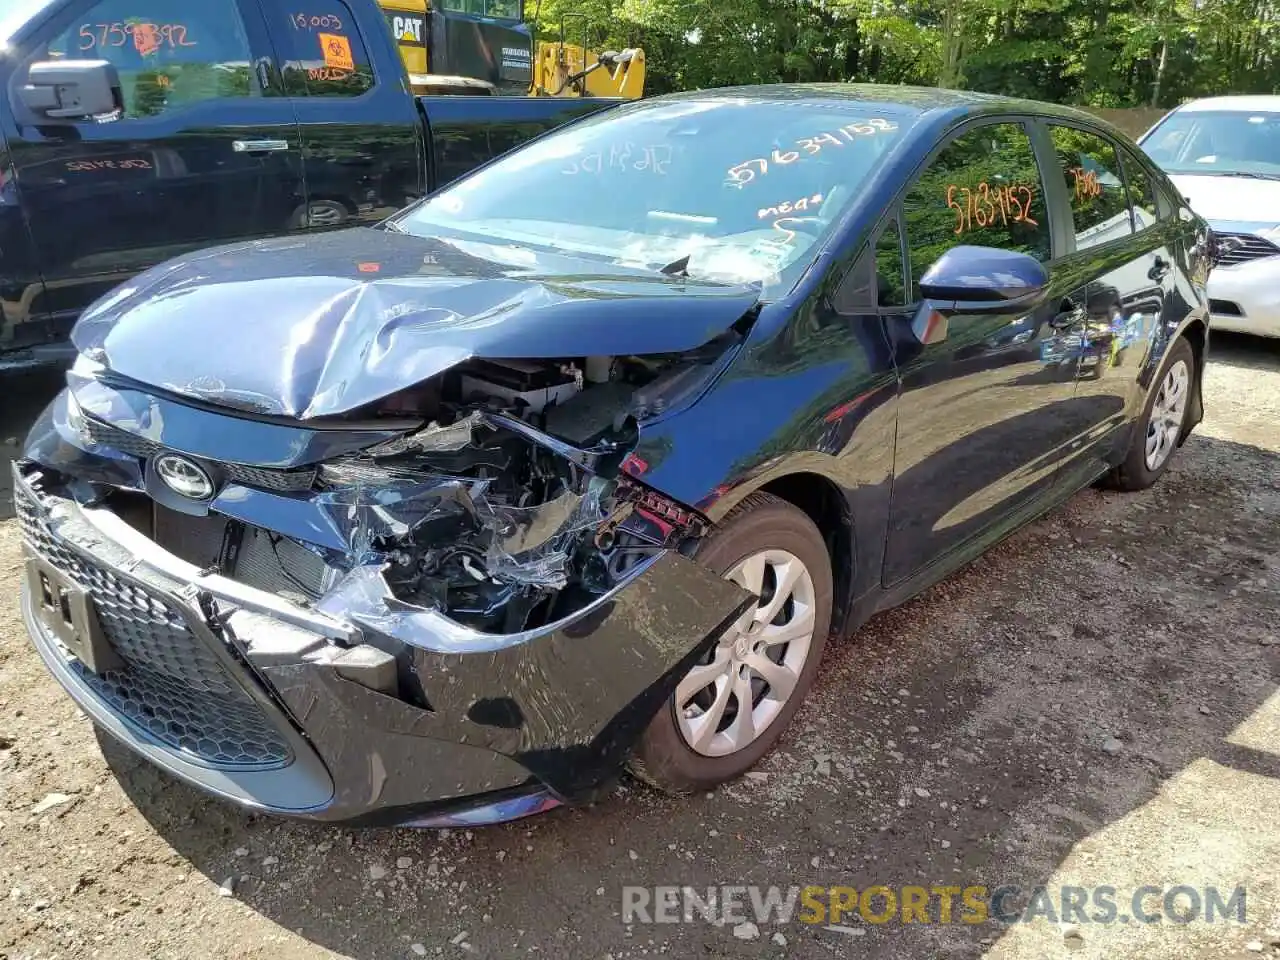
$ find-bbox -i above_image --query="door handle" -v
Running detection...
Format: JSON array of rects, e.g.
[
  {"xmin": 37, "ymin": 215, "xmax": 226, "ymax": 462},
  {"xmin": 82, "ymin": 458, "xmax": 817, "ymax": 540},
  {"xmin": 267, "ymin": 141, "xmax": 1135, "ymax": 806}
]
[{"xmin": 232, "ymin": 139, "xmax": 290, "ymax": 154}]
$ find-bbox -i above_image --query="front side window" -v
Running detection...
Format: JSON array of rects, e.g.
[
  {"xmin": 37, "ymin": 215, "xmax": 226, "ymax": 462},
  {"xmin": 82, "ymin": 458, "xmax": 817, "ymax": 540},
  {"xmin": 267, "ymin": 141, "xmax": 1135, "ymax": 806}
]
[
  {"xmin": 43, "ymin": 0, "xmax": 254, "ymax": 118},
  {"xmin": 396, "ymin": 98, "xmax": 917, "ymax": 294},
  {"xmin": 1119, "ymin": 149, "xmax": 1159, "ymax": 231},
  {"xmin": 272, "ymin": 0, "xmax": 374, "ymax": 97},
  {"xmin": 1048, "ymin": 125, "xmax": 1132, "ymax": 250},
  {"xmin": 902, "ymin": 122, "xmax": 1051, "ymax": 300},
  {"xmin": 1141, "ymin": 109, "xmax": 1280, "ymax": 179}
]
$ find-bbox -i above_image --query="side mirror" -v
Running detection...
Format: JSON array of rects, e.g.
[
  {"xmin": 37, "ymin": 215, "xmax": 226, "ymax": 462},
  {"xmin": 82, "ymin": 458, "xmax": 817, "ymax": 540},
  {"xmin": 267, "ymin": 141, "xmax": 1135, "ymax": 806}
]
[
  {"xmin": 911, "ymin": 245, "xmax": 1050, "ymax": 345},
  {"xmin": 20, "ymin": 60, "xmax": 122, "ymax": 121}
]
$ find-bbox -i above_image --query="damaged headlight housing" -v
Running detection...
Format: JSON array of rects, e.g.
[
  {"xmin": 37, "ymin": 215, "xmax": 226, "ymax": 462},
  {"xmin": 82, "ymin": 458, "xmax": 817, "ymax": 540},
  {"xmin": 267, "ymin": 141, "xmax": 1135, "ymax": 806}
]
[{"xmin": 311, "ymin": 409, "xmax": 697, "ymax": 636}]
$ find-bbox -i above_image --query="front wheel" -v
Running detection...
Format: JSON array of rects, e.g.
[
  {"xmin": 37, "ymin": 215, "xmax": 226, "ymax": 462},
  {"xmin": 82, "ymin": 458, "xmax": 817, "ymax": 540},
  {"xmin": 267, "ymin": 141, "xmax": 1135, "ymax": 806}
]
[
  {"xmin": 1105, "ymin": 336, "xmax": 1196, "ymax": 491},
  {"xmin": 629, "ymin": 493, "xmax": 833, "ymax": 793}
]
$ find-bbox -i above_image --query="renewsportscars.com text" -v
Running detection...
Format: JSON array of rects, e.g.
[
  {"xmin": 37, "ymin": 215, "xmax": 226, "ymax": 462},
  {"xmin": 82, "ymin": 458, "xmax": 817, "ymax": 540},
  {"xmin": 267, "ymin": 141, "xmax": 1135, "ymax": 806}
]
[{"xmin": 622, "ymin": 884, "xmax": 1247, "ymax": 927}]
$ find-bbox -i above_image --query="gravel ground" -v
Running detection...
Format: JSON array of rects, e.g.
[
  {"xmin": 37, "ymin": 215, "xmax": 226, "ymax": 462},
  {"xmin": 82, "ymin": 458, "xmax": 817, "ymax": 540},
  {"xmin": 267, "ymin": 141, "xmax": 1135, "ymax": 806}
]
[{"xmin": 1, "ymin": 333, "xmax": 1279, "ymax": 960}]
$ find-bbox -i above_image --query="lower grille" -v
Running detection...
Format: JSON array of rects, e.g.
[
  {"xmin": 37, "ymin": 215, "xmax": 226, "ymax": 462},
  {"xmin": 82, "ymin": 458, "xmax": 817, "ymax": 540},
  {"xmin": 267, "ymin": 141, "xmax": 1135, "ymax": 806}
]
[
  {"xmin": 16, "ymin": 482, "xmax": 293, "ymax": 769},
  {"xmin": 81, "ymin": 416, "xmax": 317, "ymax": 493}
]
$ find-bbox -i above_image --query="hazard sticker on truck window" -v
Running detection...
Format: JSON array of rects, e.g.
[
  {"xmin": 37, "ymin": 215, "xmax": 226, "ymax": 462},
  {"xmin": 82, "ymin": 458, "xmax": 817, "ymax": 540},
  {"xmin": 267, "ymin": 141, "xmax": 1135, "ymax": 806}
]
[{"xmin": 319, "ymin": 33, "xmax": 354, "ymax": 71}]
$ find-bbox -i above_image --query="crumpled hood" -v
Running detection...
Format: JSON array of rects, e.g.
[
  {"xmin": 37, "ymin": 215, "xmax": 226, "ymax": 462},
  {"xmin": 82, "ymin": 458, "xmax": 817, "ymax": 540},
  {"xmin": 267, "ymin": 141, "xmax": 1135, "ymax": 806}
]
[
  {"xmin": 73, "ymin": 229, "xmax": 761, "ymax": 420},
  {"xmin": 1170, "ymin": 174, "xmax": 1280, "ymax": 224}
]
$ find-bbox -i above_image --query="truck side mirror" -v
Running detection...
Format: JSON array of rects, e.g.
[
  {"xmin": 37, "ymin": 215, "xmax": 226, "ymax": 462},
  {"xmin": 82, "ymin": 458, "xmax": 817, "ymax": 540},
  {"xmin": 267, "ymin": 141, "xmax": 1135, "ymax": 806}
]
[{"xmin": 20, "ymin": 60, "xmax": 122, "ymax": 121}]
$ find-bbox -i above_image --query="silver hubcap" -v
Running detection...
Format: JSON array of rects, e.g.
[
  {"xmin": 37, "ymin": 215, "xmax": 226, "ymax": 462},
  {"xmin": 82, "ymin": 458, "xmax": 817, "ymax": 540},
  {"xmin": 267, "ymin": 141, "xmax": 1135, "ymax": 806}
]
[
  {"xmin": 676, "ymin": 549, "xmax": 817, "ymax": 757},
  {"xmin": 1145, "ymin": 359, "xmax": 1189, "ymax": 472},
  {"xmin": 306, "ymin": 202, "xmax": 346, "ymax": 227}
]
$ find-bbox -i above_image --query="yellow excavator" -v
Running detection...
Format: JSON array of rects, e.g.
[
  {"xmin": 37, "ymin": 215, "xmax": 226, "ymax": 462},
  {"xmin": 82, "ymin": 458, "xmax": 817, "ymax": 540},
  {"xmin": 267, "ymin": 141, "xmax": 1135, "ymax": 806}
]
[{"xmin": 379, "ymin": 0, "xmax": 645, "ymax": 98}]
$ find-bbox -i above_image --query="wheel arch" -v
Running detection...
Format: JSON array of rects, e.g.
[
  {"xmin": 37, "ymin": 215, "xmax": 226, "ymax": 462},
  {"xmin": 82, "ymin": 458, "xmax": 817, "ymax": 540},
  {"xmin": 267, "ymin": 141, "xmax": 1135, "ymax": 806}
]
[
  {"xmin": 753, "ymin": 471, "xmax": 856, "ymax": 636},
  {"xmin": 1179, "ymin": 316, "xmax": 1207, "ymax": 438}
]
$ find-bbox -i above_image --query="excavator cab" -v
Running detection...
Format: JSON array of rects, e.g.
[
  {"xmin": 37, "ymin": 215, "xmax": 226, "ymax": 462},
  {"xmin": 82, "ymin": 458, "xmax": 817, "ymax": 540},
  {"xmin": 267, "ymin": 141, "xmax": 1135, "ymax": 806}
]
[
  {"xmin": 381, "ymin": 0, "xmax": 533, "ymax": 95},
  {"xmin": 378, "ymin": 0, "xmax": 643, "ymax": 98}
]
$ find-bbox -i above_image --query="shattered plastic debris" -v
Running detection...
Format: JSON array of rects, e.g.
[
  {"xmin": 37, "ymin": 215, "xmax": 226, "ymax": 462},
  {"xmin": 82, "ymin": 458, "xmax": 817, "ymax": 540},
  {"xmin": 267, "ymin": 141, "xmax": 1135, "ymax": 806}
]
[
  {"xmin": 313, "ymin": 475, "xmax": 489, "ymax": 561},
  {"xmin": 313, "ymin": 558, "xmax": 655, "ymax": 653},
  {"xmin": 477, "ymin": 478, "xmax": 610, "ymax": 589},
  {"xmin": 365, "ymin": 410, "xmax": 483, "ymax": 457}
]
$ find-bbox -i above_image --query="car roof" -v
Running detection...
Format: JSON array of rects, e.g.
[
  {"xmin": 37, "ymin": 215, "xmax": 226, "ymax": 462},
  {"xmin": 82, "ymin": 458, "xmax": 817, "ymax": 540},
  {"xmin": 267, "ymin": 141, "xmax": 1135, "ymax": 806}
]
[
  {"xmin": 1173, "ymin": 95, "xmax": 1280, "ymax": 114},
  {"xmin": 651, "ymin": 82, "xmax": 1118, "ymax": 128}
]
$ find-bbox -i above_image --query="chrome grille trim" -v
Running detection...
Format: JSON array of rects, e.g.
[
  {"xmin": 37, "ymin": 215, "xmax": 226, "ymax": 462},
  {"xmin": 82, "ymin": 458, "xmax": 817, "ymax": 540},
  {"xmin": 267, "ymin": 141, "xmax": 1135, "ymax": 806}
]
[{"xmin": 1216, "ymin": 231, "xmax": 1280, "ymax": 267}]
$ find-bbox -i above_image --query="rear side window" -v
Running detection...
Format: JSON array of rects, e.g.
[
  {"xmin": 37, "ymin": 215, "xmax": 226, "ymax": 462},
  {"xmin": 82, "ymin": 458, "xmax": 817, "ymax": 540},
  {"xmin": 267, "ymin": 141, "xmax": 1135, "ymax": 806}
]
[
  {"xmin": 903, "ymin": 122, "xmax": 1051, "ymax": 300},
  {"xmin": 42, "ymin": 0, "xmax": 255, "ymax": 118},
  {"xmin": 270, "ymin": 0, "xmax": 374, "ymax": 97},
  {"xmin": 1048, "ymin": 125, "xmax": 1133, "ymax": 250},
  {"xmin": 1119, "ymin": 149, "xmax": 1160, "ymax": 231}
]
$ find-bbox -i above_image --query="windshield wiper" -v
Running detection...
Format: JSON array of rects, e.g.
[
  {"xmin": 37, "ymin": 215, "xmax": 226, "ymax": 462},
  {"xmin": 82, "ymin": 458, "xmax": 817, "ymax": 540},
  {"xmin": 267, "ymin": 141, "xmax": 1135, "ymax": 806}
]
[
  {"xmin": 659, "ymin": 254, "xmax": 691, "ymax": 278},
  {"xmin": 1179, "ymin": 170, "xmax": 1280, "ymax": 181}
]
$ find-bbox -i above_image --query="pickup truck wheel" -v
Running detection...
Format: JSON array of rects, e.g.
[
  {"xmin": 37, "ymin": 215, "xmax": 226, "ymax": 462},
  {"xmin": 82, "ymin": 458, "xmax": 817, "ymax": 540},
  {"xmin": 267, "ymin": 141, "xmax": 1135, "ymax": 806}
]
[
  {"xmin": 629, "ymin": 493, "xmax": 833, "ymax": 794},
  {"xmin": 289, "ymin": 200, "xmax": 349, "ymax": 229},
  {"xmin": 1103, "ymin": 336, "xmax": 1195, "ymax": 491}
]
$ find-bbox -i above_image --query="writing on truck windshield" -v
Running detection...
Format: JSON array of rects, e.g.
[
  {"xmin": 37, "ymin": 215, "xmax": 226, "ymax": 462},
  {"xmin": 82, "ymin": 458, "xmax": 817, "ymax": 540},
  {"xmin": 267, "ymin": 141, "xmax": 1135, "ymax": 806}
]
[{"xmin": 397, "ymin": 99, "xmax": 913, "ymax": 290}]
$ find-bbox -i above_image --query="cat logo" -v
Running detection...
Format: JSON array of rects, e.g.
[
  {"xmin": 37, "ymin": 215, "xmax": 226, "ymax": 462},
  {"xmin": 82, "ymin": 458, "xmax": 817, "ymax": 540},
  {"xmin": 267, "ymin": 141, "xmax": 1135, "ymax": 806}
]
[{"xmin": 392, "ymin": 15, "xmax": 425, "ymax": 44}]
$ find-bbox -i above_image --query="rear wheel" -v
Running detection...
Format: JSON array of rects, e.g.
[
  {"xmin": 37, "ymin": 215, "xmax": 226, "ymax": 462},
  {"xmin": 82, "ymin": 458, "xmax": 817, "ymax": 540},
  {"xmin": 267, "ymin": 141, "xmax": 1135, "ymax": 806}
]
[
  {"xmin": 629, "ymin": 493, "xmax": 833, "ymax": 793},
  {"xmin": 1106, "ymin": 336, "xmax": 1195, "ymax": 491}
]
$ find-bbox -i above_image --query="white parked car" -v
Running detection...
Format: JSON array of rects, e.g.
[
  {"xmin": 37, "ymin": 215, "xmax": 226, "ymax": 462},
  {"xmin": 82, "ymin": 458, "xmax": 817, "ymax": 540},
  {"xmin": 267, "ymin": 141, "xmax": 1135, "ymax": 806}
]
[{"xmin": 1140, "ymin": 95, "xmax": 1280, "ymax": 338}]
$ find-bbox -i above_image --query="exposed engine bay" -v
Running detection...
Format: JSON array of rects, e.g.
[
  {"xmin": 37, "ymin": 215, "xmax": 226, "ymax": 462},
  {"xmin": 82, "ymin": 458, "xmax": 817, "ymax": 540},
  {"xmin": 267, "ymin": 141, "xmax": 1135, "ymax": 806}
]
[{"xmin": 264, "ymin": 337, "xmax": 736, "ymax": 635}]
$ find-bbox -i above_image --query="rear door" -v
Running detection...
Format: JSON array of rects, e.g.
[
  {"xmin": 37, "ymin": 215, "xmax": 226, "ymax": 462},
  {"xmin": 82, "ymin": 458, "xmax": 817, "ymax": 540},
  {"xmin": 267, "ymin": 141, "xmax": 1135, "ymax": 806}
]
[
  {"xmin": 1041, "ymin": 122, "xmax": 1172, "ymax": 481},
  {"xmin": 5, "ymin": 0, "xmax": 305, "ymax": 331},
  {"xmin": 257, "ymin": 0, "xmax": 424, "ymax": 230}
]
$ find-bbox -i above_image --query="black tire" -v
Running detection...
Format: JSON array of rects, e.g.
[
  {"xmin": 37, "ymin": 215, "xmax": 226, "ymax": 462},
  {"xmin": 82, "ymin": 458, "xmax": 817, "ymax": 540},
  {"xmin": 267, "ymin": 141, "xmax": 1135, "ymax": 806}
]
[
  {"xmin": 629, "ymin": 492, "xmax": 834, "ymax": 793},
  {"xmin": 1104, "ymin": 336, "xmax": 1196, "ymax": 491}
]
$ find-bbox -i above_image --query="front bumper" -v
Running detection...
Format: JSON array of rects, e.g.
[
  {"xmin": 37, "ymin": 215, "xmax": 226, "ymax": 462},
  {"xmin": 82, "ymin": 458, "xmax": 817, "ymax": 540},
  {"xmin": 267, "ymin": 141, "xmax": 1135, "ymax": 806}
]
[
  {"xmin": 1207, "ymin": 257, "xmax": 1280, "ymax": 338},
  {"xmin": 14, "ymin": 463, "xmax": 750, "ymax": 826}
]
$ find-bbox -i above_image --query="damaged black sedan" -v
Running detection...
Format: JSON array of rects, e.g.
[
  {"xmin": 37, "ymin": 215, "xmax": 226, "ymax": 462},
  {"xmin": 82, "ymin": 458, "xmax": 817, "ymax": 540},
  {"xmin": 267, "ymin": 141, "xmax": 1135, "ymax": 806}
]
[{"xmin": 15, "ymin": 85, "xmax": 1211, "ymax": 827}]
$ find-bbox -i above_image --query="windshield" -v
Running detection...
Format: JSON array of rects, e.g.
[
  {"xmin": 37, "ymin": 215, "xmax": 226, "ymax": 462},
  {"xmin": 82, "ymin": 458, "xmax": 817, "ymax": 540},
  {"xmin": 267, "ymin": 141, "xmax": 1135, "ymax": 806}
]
[
  {"xmin": 395, "ymin": 97, "xmax": 914, "ymax": 292},
  {"xmin": 1142, "ymin": 109, "xmax": 1280, "ymax": 178}
]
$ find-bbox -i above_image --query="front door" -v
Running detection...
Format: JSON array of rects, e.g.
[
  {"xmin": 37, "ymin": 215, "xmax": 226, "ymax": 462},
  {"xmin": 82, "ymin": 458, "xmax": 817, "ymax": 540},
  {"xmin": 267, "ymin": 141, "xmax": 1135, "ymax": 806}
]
[
  {"xmin": 0, "ymin": 129, "xmax": 49, "ymax": 360},
  {"xmin": 4, "ymin": 0, "xmax": 304, "ymax": 333},
  {"xmin": 883, "ymin": 120, "xmax": 1087, "ymax": 585}
]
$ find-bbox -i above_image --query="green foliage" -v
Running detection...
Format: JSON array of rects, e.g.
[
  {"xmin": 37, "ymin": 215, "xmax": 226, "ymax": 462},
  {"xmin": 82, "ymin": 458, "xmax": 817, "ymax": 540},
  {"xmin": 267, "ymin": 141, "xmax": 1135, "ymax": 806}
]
[{"xmin": 531, "ymin": 0, "xmax": 1279, "ymax": 107}]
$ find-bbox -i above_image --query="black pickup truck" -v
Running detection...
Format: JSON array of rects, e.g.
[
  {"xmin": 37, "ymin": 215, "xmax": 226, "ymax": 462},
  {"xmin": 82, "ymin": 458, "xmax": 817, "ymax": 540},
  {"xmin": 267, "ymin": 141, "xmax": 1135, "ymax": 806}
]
[{"xmin": 0, "ymin": 0, "xmax": 614, "ymax": 371}]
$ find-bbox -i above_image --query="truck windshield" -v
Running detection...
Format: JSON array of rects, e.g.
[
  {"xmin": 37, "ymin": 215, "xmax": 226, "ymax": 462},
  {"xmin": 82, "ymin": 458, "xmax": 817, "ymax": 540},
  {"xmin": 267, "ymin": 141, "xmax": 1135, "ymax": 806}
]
[
  {"xmin": 1142, "ymin": 109, "xmax": 1280, "ymax": 178},
  {"xmin": 442, "ymin": 0, "xmax": 521, "ymax": 20},
  {"xmin": 396, "ymin": 97, "xmax": 913, "ymax": 292}
]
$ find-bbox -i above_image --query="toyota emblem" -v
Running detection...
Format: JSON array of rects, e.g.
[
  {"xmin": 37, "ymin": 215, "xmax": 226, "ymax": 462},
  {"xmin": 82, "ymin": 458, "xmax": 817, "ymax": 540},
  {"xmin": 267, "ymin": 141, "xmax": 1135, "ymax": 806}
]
[{"xmin": 153, "ymin": 454, "xmax": 215, "ymax": 501}]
